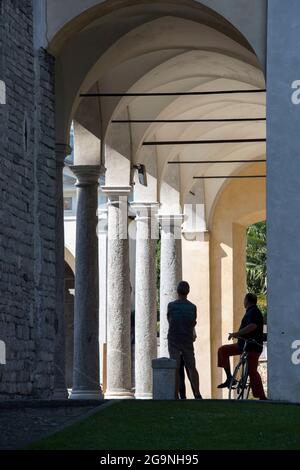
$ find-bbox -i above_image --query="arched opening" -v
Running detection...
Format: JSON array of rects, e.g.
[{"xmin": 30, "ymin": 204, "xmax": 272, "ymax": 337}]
[
  {"xmin": 52, "ymin": 0, "xmax": 266, "ymax": 400},
  {"xmin": 207, "ymin": 163, "xmax": 266, "ymax": 398}
]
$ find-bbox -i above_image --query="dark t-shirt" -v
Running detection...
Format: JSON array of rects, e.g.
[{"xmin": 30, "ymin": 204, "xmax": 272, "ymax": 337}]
[
  {"xmin": 167, "ymin": 299, "xmax": 197, "ymax": 344},
  {"xmin": 238, "ymin": 305, "xmax": 264, "ymax": 353}
]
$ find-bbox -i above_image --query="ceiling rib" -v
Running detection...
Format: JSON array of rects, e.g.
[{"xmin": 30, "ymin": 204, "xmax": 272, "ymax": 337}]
[
  {"xmin": 144, "ymin": 138, "xmax": 266, "ymax": 146},
  {"xmin": 112, "ymin": 118, "xmax": 266, "ymax": 124},
  {"xmin": 193, "ymin": 175, "xmax": 266, "ymax": 179},
  {"xmin": 168, "ymin": 159, "xmax": 266, "ymax": 164},
  {"xmin": 81, "ymin": 89, "xmax": 266, "ymax": 98}
]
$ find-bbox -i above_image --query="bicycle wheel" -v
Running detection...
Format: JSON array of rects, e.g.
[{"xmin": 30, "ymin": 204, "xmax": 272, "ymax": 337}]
[{"xmin": 229, "ymin": 359, "xmax": 250, "ymax": 400}]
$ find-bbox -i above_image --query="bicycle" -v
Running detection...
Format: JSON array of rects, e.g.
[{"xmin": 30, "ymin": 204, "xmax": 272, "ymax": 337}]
[{"xmin": 228, "ymin": 337, "xmax": 263, "ymax": 400}]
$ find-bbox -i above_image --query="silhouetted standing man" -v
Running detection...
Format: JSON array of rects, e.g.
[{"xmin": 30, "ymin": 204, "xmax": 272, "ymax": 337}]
[{"xmin": 168, "ymin": 281, "xmax": 202, "ymax": 399}]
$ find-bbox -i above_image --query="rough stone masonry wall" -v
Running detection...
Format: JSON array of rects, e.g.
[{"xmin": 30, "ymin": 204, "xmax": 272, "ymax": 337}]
[{"xmin": 0, "ymin": 0, "xmax": 57, "ymax": 399}]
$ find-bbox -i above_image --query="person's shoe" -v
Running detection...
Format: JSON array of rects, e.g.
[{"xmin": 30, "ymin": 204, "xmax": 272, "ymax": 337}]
[
  {"xmin": 195, "ymin": 394, "xmax": 203, "ymax": 400},
  {"xmin": 217, "ymin": 378, "xmax": 237, "ymax": 389},
  {"xmin": 217, "ymin": 379, "xmax": 231, "ymax": 389}
]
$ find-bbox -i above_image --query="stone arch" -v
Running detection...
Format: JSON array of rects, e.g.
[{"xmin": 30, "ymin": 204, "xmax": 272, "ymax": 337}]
[
  {"xmin": 74, "ymin": 20, "xmax": 263, "ymax": 209},
  {"xmin": 47, "ymin": 0, "xmax": 266, "ymax": 65},
  {"xmin": 206, "ymin": 147, "xmax": 266, "ymax": 230},
  {"xmin": 50, "ymin": 0, "xmax": 267, "ymax": 399},
  {"xmin": 50, "ymin": 3, "xmax": 266, "ymax": 219},
  {"xmin": 51, "ymin": 0, "xmax": 266, "ymax": 147}
]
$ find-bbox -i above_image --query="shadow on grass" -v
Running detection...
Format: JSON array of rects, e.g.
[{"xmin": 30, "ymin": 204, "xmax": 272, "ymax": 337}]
[{"xmin": 29, "ymin": 401, "xmax": 300, "ymax": 451}]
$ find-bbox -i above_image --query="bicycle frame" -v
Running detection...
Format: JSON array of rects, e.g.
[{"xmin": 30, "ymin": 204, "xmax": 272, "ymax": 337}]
[{"xmin": 228, "ymin": 337, "xmax": 262, "ymax": 400}]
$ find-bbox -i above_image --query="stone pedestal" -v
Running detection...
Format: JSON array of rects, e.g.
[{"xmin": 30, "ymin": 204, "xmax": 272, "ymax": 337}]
[
  {"xmin": 152, "ymin": 358, "xmax": 177, "ymax": 400},
  {"xmin": 102, "ymin": 186, "xmax": 133, "ymax": 399},
  {"xmin": 53, "ymin": 144, "xmax": 71, "ymax": 400},
  {"xmin": 70, "ymin": 166, "xmax": 103, "ymax": 400},
  {"xmin": 159, "ymin": 215, "xmax": 184, "ymax": 358},
  {"xmin": 132, "ymin": 203, "xmax": 158, "ymax": 399}
]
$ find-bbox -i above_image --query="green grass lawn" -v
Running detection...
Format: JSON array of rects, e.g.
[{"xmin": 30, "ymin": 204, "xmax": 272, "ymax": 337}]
[{"xmin": 29, "ymin": 401, "xmax": 300, "ymax": 450}]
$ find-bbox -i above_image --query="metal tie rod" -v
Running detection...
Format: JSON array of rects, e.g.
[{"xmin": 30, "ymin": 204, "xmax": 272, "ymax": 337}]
[
  {"xmin": 112, "ymin": 118, "xmax": 266, "ymax": 123},
  {"xmin": 81, "ymin": 89, "xmax": 266, "ymax": 97},
  {"xmin": 193, "ymin": 175, "xmax": 266, "ymax": 179},
  {"xmin": 144, "ymin": 138, "xmax": 266, "ymax": 146},
  {"xmin": 168, "ymin": 159, "xmax": 266, "ymax": 164}
]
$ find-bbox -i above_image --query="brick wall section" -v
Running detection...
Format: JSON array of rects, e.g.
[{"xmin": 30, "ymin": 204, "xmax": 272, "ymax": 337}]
[{"xmin": 0, "ymin": 0, "xmax": 57, "ymax": 399}]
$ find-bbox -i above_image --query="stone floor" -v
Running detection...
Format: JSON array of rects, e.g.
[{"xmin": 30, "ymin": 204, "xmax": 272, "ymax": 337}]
[{"xmin": 0, "ymin": 400, "xmax": 104, "ymax": 450}]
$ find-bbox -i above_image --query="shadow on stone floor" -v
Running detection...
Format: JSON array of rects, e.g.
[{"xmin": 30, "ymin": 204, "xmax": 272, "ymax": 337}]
[{"xmin": 0, "ymin": 400, "xmax": 105, "ymax": 450}]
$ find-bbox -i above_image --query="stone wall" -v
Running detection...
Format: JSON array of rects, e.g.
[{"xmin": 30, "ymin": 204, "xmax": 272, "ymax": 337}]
[{"xmin": 0, "ymin": 0, "xmax": 57, "ymax": 399}]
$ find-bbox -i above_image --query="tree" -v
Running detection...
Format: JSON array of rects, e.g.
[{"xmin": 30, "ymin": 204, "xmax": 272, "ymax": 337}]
[{"xmin": 246, "ymin": 221, "xmax": 267, "ymax": 316}]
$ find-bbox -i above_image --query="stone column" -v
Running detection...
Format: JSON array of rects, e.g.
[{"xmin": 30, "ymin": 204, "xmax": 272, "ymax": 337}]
[
  {"xmin": 102, "ymin": 187, "xmax": 133, "ymax": 399},
  {"xmin": 98, "ymin": 207, "xmax": 108, "ymax": 392},
  {"xmin": 132, "ymin": 203, "xmax": 159, "ymax": 399},
  {"xmin": 53, "ymin": 144, "xmax": 71, "ymax": 399},
  {"xmin": 159, "ymin": 215, "xmax": 184, "ymax": 358},
  {"xmin": 70, "ymin": 166, "xmax": 102, "ymax": 400}
]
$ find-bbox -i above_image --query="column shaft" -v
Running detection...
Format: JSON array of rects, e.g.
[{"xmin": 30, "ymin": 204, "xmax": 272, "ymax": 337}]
[
  {"xmin": 70, "ymin": 166, "xmax": 102, "ymax": 400},
  {"xmin": 98, "ymin": 208, "xmax": 108, "ymax": 392},
  {"xmin": 159, "ymin": 217, "xmax": 183, "ymax": 358},
  {"xmin": 105, "ymin": 191, "xmax": 133, "ymax": 399},
  {"xmin": 134, "ymin": 205, "xmax": 158, "ymax": 399}
]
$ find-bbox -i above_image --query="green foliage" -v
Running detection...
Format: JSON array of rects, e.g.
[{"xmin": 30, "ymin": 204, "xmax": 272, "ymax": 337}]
[
  {"xmin": 257, "ymin": 293, "xmax": 267, "ymax": 319},
  {"xmin": 246, "ymin": 221, "xmax": 267, "ymax": 316}
]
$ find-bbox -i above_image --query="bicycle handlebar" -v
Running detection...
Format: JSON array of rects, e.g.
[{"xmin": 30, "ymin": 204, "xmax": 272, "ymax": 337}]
[{"xmin": 232, "ymin": 336, "xmax": 263, "ymax": 348}]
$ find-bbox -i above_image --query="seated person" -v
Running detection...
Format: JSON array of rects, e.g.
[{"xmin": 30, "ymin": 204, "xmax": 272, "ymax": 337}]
[{"xmin": 217, "ymin": 293, "xmax": 267, "ymax": 400}]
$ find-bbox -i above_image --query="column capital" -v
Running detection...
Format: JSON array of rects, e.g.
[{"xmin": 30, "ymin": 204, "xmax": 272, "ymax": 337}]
[
  {"xmin": 55, "ymin": 143, "xmax": 72, "ymax": 168},
  {"xmin": 131, "ymin": 202, "xmax": 159, "ymax": 220},
  {"xmin": 182, "ymin": 230, "xmax": 210, "ymax": 242},
  {"xmin": 70, "ymin": 165, "xmax": 102, "ymax": 187},
  {"xmin": 101, "ymin": 185, "xmax": 132, "ymax": 198}
]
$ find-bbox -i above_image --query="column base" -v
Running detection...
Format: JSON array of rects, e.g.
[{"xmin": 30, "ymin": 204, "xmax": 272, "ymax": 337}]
[
  {"xmin": 135, "ymin": 392, "xmax": 153, "ymax": 400},
  {"xmin": 70, "ymin": 389, "xmax": 103, "ymax": 400},
  {"xmin": 53, "ymin": 388, "xmax": 69, "ymax": 400},
  {"xmin": 105, "ymin": 390, "xmax": 135, "ymax": 400}
]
